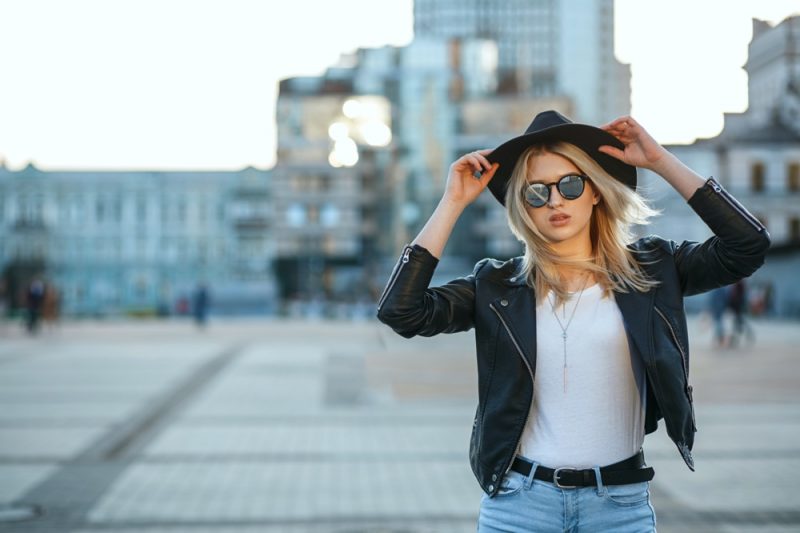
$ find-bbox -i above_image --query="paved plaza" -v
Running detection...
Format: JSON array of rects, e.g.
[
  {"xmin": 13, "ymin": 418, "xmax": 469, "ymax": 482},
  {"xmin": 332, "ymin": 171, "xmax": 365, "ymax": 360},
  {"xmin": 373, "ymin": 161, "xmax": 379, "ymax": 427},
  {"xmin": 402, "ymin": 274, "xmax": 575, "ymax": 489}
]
[{"xmin": 0, "ymin": 314, "xmax": 798, "ymax": 532}]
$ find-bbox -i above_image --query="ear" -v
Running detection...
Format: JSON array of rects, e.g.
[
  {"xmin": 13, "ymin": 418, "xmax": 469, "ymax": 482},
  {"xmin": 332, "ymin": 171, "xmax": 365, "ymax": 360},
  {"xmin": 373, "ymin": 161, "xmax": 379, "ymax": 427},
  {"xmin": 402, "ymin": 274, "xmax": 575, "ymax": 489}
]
[{"xmin": 592, "ymin": 193, "xmax": 601, "ymax": 206}]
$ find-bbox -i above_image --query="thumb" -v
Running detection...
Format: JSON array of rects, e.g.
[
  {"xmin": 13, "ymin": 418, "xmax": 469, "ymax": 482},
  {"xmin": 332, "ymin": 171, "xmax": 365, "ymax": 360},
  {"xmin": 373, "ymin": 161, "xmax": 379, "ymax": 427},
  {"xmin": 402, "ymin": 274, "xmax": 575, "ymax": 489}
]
[{"xmin": 598, "ymin": 145, "xmax": 625, "ymax": 162}]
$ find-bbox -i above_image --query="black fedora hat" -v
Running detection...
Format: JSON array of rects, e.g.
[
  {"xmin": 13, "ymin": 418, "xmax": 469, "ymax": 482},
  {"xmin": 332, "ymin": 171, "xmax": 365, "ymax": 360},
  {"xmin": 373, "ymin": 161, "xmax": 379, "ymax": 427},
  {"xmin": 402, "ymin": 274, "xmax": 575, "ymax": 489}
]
[{"xmin": 485, "ymin": 110, "xmax": 637, "ymax": 206}]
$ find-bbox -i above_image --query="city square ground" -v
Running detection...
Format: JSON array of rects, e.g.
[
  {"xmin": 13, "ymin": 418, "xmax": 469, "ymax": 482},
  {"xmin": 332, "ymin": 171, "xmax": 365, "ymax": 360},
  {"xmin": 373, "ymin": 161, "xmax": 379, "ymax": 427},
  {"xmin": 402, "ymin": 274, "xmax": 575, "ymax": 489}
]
[{"xmin": 0, "ymin": 314, "xmax": 798, "ymax": 532}]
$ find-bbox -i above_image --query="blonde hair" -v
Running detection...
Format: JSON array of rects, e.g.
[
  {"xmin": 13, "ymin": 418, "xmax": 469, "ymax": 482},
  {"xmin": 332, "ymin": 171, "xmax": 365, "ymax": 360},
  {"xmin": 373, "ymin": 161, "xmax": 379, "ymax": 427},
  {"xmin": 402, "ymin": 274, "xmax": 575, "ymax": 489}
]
[{"xmin": 504, "ymin": 142, "xmax": 661, "ymax": 307}]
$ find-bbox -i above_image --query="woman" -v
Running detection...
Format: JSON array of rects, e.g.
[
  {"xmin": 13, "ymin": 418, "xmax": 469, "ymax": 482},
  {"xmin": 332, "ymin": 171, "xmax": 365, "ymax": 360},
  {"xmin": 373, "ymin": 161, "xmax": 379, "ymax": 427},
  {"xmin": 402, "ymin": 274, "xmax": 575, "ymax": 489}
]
[{"xmin": 376, "ymin": 110, "xmax": 770, "ymax": 532}]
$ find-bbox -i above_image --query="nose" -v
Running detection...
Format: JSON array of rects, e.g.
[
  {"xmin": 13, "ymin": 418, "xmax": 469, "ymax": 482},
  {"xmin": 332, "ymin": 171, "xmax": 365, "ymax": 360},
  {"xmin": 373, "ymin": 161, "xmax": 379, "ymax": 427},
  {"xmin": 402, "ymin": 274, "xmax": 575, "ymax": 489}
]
[{"xmin": 547, "ymin": 183, "xmax": 564, "ymax": 207}]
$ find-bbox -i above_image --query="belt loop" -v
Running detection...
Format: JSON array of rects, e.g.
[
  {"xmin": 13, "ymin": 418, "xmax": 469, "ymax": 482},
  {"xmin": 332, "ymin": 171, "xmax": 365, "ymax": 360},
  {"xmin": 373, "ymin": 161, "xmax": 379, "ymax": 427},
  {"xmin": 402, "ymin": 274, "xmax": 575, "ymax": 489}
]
[
  {"xmin": 524, "ymin": 458, "xmax": 539, "ymax": 490},
  {"xmin": 593, "ymin": 465, "xmax": 605, "ymax": 496}
]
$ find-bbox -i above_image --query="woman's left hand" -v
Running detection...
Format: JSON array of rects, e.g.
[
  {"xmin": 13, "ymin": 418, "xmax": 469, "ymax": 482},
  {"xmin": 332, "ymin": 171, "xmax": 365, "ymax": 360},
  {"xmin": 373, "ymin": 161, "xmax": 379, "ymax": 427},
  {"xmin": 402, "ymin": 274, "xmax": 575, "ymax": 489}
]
[{"xmin": 597, "ymin": 116, "xmax": 669, "ymax": 170}]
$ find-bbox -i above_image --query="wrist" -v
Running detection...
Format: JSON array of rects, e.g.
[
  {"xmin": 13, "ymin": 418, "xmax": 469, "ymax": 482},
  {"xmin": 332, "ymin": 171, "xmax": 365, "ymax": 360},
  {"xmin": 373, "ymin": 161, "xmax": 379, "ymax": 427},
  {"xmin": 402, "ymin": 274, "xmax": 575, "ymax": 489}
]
[
  {"xmin": 646, "ymin": 148, "xmax": 678, "ymax": 174},
  {"xmin": 439, "ymin": 195, "xmax": 469, "ymax": 213}
]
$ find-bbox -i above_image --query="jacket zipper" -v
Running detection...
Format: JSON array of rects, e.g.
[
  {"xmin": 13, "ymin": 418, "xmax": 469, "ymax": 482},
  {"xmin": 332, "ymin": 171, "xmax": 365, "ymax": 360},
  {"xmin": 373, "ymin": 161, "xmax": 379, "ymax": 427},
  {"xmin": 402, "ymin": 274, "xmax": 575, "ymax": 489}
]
[
  {"xmin": 376, "ymin": 246, "xmax": 411, "ymax": 311},
  {"xmin": 654, "ymin": 306, "xmax": 689, "ymax": 383},
  {"xmin": 490, "ymin": 302, "xmax": 534, "ymax": 478},
  {"xmin": 654, "ymin": 306, "xmax": 696, "ymax": 429},
  {"xmin": 708, "ymin": 179, "xmax": 763, "ymax": 231}
]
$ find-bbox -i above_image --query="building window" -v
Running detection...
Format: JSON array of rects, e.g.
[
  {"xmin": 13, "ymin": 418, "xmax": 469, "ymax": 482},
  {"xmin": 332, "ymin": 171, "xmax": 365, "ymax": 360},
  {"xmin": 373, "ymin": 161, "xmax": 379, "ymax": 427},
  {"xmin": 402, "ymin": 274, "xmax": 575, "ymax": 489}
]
[
  {"xmin": 286, "ymin": 203, "xmax": 306, "ymax": 227},
  {"xmin": 790, "ymin": 217, "xmax": 800, "ymax": 242},
  {"xmin": 788, "ymin": 162, "xmax": 800, "ymax": 192},
  {"xmin": 96, "ymin": 198, "xmax": 105, "ymax": 222},
  {"xmin": 750, "ymin": 162, "xmax": 765, "ymax": 192},
  {"xmin": 137, "ymin": 196, "xmax": 147, "ymax": 222}
]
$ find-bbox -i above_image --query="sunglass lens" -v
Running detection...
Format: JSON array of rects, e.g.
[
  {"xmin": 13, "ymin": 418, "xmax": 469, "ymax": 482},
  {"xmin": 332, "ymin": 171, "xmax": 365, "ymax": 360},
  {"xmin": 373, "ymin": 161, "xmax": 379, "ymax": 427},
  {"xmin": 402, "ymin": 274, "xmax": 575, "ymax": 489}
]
[
  {"xmin": 559, "ymin": 175, "xmax": 585, "ymax": 199},
  {"xmin": 525, "ymin": 184, "xmax": 548, "ymax": 207}
]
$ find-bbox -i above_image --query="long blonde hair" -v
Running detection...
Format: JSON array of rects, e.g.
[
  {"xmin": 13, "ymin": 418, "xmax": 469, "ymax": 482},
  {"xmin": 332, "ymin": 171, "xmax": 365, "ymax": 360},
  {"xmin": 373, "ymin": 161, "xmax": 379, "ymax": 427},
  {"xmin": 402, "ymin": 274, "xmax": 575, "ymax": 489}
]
[{"xmin": 505, "ymin": 142, "xmax": 661, "ymax": 307}]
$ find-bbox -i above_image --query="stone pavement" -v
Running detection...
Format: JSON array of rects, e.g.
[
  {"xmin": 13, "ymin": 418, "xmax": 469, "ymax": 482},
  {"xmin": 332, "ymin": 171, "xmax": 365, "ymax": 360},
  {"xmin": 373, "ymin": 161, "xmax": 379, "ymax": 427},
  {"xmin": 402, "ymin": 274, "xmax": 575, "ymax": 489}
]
[{"xmin": 0, "ymin": 315, "xmax": 798, "ymax": 532}]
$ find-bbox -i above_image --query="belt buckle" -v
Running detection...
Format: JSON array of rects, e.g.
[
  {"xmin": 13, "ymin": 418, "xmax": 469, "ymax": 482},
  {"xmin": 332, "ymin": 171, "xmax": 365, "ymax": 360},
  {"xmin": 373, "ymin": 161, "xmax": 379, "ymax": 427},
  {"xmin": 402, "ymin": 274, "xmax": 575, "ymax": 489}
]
[{"xmin": 553, "ymin": 467, "xmax": 578, "ymax": 489}]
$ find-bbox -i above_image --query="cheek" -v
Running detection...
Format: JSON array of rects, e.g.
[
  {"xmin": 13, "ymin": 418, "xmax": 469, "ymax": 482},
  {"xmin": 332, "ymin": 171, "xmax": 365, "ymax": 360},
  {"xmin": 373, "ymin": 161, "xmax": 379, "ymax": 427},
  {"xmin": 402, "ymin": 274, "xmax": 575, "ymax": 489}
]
[
  {"xmin": 574, "ymin": 196, "xmax": 596, "ymax": 222},
  {"xmin": 525, "ymin": 206, "xmax": 547, "ymax": 229}
]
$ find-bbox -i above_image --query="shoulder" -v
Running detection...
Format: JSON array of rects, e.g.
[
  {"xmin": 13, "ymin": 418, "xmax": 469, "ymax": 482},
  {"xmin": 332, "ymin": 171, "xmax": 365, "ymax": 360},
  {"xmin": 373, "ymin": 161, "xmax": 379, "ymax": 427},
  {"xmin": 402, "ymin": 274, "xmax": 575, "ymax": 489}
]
[
  {"xmin": 471, "ymin": 256, "xmax": 523, "ymax": 283},
  {"xmin": 627, "ymin": 234, "xmax": 678, "ymax": 258}
]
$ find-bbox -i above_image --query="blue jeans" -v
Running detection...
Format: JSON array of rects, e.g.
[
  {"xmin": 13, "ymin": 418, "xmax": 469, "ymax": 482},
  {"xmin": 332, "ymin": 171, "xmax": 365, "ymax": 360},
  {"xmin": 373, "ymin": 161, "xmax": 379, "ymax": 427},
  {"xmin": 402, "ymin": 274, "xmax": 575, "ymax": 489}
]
[{"xmin": 478, "ymin": 459, "xmax": 657, "ymax": 532}]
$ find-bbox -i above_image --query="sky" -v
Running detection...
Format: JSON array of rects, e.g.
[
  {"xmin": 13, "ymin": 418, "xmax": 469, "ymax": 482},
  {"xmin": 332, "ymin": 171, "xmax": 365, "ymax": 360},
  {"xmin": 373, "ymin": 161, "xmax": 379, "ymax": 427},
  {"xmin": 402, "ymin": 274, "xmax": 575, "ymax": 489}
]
[{"xmin": 0, "ymin": 0, "xmax": 798, "ymax": 171}]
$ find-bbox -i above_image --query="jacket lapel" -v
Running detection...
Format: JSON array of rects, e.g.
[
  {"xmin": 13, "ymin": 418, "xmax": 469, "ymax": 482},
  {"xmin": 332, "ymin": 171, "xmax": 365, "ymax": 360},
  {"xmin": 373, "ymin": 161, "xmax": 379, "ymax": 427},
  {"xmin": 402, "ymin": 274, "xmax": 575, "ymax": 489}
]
[
  {"xmin": 612, "ymin": 288, "xmax": 655, "ymax": 366},
  {"xmin": 492, "ymin": 286, "xmax": 538, "ymax": 371}
]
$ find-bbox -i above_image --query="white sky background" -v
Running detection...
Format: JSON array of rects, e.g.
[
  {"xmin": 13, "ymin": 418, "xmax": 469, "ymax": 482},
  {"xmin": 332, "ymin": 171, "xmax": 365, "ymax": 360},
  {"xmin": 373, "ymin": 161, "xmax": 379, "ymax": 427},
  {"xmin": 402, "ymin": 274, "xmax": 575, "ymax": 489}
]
[{"xmin": 0, "ymin": 0, "xmax": 798, "ymax": 170}]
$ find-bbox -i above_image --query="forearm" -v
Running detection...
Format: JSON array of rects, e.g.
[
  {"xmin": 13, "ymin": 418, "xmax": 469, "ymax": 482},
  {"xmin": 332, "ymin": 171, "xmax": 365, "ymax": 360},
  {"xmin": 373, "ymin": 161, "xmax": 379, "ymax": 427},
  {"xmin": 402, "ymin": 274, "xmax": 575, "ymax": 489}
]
[
  {"xmin": 649, "ymin": 151, "xmax": 708, "ymax": 201},
  {"xmin": 410, "ymin": 198, "xmax": 466, "ymax": 259}
]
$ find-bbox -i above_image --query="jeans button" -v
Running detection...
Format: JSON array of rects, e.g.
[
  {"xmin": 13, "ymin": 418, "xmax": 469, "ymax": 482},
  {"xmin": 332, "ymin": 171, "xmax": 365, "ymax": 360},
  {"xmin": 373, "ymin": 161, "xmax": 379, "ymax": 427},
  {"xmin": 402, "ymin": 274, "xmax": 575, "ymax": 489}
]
[
  {"xmin": 488, "ymin": 484, "xmax": 495, "ymax": 492},
  {"xmin": 492, "ymin": 474, "xmax": 497, "ymax": 481}
]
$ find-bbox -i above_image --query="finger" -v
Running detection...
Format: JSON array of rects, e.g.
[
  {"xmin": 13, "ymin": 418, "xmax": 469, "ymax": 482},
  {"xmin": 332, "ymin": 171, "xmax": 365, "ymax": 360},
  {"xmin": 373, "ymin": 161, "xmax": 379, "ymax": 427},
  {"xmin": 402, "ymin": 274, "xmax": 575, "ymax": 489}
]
[
  {"xmin": 600, "ymin": 116, "xmax": 629, "ymax": 130},
  {"xmin": 623, "ymin": 116, "xmax": 640, "ymax": 128},
  {"xmin": 597, "ymin": 145, "xmax": 625, "ymax": 162},
  {"xmin": 475, "ymin": 148, "xmax": 494, "ymax": 155},
  {"xmin": 464, "ymin": 154, "xmax": 486, "ymax": 172},
  {"xmin": 473, "ymin": 153, "xmax": 493, "ymax": 170},
  {"xmin": 477, "ymin": 163, "xmax": 499, "ymax": 184},
  {"xmin": 455, "ymin": 153, "xmax": 476, "ymax": 169}
]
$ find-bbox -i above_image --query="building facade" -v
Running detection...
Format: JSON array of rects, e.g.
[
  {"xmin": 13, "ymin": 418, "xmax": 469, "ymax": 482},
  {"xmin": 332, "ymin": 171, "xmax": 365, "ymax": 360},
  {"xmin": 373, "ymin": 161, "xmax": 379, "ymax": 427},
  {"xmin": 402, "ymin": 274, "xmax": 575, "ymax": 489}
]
[
  {"xmin": 640, "ymin": 16, "xmax": 800, "ymax": 316},
  {"xmin": 413, "ymin": 0, "xmax": 631, "ymax": 125},
  {"xmin": 0, "ymin": 164, "xmax": 275, "ymax": 317}
]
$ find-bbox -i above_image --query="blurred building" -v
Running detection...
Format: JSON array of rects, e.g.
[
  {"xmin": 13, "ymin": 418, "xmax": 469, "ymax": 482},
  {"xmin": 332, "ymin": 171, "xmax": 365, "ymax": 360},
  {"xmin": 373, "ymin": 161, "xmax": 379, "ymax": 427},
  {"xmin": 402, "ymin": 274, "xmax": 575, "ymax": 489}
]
[
  {"xmin": 640, "ymin": 16, "xmax": 800, "ymax": 316},
  {"xmin": 273, "ymin": 77, "xmax": 394, "ymax": 302},
  {"xmin": 413, "ymin": 0, "xmax": 631, "ymax": 125},
  {"xmin": 276, "ymin": 6, "xmax": 629, "ymax": 289},
  {"xmin": 0, "ymin": 164, "xmax": 275, "ymax": 317},
  {"xmin": 275, "ymin": 38, "xmax": 501, "ymax": 298}
]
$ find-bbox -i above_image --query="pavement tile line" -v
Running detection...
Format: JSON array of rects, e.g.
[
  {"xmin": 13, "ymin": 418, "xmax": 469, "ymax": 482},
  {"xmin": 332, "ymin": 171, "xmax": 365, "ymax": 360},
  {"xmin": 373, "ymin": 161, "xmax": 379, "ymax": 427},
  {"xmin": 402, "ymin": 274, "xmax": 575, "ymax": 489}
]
[
  {"xmin": 2, "ymin": 318, "xmax": 800, "ymax": 533},
  {"xmin": 5, "ymin": 342, "xmax": 246, "ymax": 532}
]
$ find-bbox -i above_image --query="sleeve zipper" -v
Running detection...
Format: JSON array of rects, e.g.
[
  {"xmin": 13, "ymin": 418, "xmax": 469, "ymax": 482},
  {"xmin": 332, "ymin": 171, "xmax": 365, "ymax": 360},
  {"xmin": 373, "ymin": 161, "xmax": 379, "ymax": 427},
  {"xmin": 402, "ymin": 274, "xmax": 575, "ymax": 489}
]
[
  {"xmin": 376, "ymin": 246, "xmax": 412, "ymax": 311},
  {"xmin": 707, "ymin": 178, "xmax": 764, "ymax": 232}
]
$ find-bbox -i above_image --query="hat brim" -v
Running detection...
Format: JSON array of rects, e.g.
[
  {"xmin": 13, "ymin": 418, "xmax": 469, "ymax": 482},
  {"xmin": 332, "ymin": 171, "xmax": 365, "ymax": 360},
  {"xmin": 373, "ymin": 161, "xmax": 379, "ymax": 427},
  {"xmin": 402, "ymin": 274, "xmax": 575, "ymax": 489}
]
[{"xmin": 485, "ymin": 123, "xmax": 636, "ymax": 206}]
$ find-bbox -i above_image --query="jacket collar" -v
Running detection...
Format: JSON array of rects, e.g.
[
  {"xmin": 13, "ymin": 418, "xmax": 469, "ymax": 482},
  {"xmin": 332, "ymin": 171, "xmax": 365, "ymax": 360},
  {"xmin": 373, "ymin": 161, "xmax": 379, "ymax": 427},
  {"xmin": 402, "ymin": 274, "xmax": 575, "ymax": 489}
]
[{"xmin": 503, "ymin": 257, "xmax": 528, "ymax": 287}]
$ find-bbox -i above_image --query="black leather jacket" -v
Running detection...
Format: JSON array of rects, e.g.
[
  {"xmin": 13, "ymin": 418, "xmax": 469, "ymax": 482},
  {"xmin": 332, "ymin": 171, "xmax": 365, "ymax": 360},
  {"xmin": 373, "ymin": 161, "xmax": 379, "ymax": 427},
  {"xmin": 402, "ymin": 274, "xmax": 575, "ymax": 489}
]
[{"xmin": 376, "ymin": 177, "xmax": 770, "ymax": 497}]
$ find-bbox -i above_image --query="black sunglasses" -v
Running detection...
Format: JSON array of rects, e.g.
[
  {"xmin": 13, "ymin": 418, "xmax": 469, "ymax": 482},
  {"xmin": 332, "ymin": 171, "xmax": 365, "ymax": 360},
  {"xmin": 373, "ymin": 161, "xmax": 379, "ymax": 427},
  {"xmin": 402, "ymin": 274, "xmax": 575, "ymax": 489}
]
[{"xmin": 523, "ymin": 174, "xmax": 587, "ymax": 208}]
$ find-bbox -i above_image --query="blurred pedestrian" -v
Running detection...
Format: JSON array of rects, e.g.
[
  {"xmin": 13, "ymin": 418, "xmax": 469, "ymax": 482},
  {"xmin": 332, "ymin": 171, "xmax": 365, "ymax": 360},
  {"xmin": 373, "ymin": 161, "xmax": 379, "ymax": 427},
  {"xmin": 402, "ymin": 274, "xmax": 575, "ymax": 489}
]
[
  {"xmin": 0, "ymin": 278, "xmax": 8, "ymax": 335},
  {"xmin": 376, "ymin": 110, "xmax": 771, "ymax": 531},
  {"xmin": 25, "ymin": 278, "xmax": 46, "ymax": 334},
  {"xmin": 42, "ymin": 283, "xmax": 61, "ymax": 331},
  {"xmin": 708, "ymin": 286, "xmax": 728, "ymax": 347},
  {"xmin": 192, "ymin": 282, "xmax": 210, "ymax": 328},
  {"xmin": 727, "ymin": 279, "xmax": 754, "ymax": 347}
]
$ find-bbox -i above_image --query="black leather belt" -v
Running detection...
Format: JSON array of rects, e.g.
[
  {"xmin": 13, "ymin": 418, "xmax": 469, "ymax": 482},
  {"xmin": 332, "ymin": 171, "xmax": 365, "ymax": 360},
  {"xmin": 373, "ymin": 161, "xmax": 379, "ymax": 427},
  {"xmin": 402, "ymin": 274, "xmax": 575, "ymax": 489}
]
[{"xmin": 510, "ymin": 450, "xmax": 655, "ymax": 488}]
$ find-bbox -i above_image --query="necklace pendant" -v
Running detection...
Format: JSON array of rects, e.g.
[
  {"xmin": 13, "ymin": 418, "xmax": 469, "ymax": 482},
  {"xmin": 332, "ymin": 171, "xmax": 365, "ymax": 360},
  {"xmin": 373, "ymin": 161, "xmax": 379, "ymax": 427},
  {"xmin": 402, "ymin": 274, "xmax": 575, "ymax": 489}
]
[{"xmin": 561, "ymin": 331, "xmax": 567, "ymax": 340}]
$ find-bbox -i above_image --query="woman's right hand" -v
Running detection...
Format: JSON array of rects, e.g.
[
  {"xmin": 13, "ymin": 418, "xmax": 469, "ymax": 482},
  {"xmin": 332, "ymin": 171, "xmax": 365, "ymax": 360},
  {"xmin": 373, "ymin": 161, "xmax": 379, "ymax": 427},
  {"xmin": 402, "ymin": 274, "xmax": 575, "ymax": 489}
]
[{"xmin": 443, "ymin": 149, "xmax": 499, "ymax": 207}]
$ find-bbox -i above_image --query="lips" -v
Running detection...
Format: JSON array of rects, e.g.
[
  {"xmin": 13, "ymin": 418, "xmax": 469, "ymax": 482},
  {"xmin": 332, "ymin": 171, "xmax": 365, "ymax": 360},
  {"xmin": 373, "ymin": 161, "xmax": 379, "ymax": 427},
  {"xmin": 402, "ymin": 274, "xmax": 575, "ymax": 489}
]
[{"xmin": 549, "ymin": 213, "xmax": 571, "ymax": 222}]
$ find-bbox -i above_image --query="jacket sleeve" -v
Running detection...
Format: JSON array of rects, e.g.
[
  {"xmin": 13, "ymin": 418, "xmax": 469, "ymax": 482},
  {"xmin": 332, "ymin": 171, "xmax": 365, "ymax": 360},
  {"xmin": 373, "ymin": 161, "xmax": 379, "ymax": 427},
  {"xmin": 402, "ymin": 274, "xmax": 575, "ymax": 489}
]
[
  {"xmin": 671, "ymin": 177, "xmax": 771, "ymax": 296},
  {"xmin": 375, "ymin": 243, "xmax": 485, "ymax": 338}
]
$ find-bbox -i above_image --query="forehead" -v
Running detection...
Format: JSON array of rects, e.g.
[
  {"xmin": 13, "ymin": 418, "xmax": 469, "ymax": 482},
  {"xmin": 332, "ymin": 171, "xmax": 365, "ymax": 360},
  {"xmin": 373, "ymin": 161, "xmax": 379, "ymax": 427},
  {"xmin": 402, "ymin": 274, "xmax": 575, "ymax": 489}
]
[{"xmin": 526, "ymin": 151, "xmax": 581, "ymax": 181}]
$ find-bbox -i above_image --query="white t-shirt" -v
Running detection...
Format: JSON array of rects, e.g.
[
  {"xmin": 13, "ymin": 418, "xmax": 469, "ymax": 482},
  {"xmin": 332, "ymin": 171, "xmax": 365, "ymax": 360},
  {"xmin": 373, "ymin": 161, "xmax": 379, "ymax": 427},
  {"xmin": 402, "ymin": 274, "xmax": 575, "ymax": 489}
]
[{"xmin": 516, "ymin": 283, "xmax": 647, "ymax": 468}]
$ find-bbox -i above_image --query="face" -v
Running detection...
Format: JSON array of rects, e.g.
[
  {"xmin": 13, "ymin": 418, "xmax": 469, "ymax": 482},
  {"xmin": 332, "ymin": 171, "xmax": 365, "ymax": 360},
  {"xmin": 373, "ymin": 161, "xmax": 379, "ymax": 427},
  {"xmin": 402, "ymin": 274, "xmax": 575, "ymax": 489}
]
[{"xmin": 524, "ymin": 151, "xmax": 600, "ymax": 251}]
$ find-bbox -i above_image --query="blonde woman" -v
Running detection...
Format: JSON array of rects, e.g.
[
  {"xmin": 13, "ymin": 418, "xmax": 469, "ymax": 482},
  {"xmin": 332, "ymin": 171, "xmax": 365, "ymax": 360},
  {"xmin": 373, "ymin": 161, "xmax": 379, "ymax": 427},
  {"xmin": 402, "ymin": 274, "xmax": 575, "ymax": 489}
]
[{"xmin": 376, "ymin": 110, "xmax": 770, "ymax": 532}]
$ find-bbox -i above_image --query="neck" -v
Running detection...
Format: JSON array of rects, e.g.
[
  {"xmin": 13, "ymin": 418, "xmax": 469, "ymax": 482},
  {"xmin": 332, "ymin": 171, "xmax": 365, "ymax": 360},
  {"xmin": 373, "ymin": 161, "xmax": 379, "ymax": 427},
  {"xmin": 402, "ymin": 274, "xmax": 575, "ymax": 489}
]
[{"xmin": 551, "ymin": 238, "xmax": 595, "ymax": 291}]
